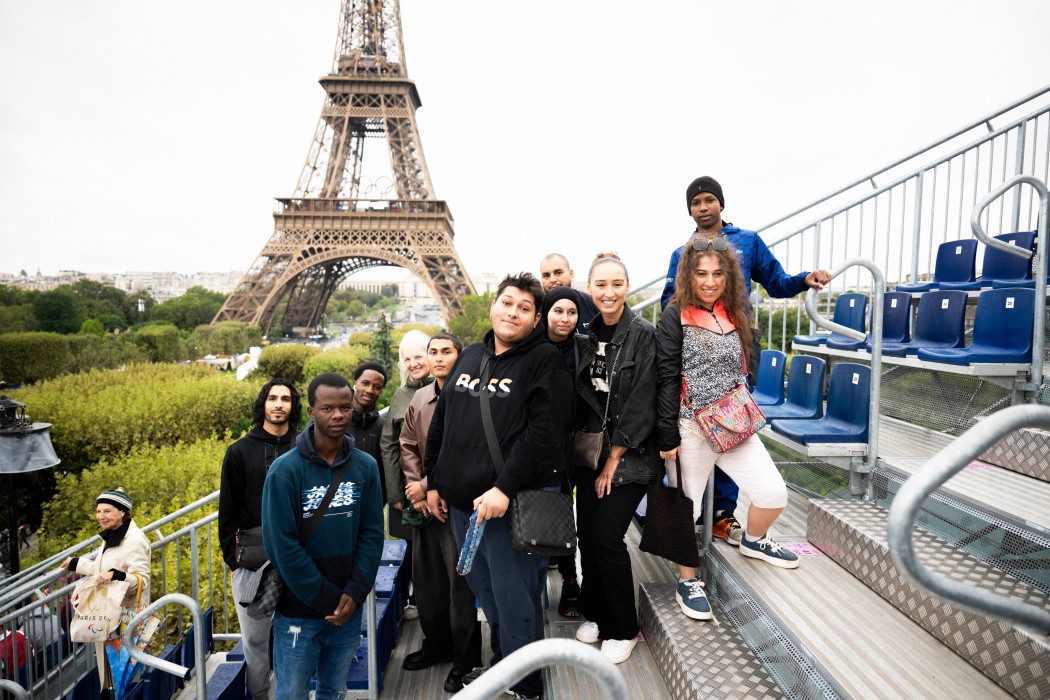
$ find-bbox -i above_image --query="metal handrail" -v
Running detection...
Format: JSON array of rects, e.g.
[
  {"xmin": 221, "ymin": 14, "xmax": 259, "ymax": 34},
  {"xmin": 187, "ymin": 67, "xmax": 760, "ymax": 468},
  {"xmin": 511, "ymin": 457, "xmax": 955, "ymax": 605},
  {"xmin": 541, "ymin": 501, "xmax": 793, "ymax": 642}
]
[
  {"xmin": 0, "ymin": 680, "xmax": 29, "ymax": 700},
  {"xmin": 801, "ymin": 257, "xmax": 885, "ymax": 475},
  {"xmin": 122, "ymin": 593, "xmax": 207, "ymax": 700},
  {"xmin": 886, "ymin": 404, "xmax": 1050, "ymax": 635},
  {"xmin": 969, "ymin": 175, "xmax": 1048, "ymax": 395},
  {"xmin": 757, "ymin": 83, "xmax": 1050, "ymax": 234},
  {"xmin": 451, "ymin": 638, "xmax": 628, "ymax": 700}
]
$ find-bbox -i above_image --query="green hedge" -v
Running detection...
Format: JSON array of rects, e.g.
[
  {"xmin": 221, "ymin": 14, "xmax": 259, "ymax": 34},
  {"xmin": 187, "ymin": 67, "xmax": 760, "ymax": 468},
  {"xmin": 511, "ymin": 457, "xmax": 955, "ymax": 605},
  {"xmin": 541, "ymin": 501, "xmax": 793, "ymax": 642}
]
[
  {"xmin": 8, "ymin": 364, "xmax": 257, "ymax": 471},
  {"xmin": 255, "ymin": 344, "xmax": 321, "ymax": 385},
  {"xmin": 0, "ymin": 332, "xmax": 72, "ymax": 383},
  {"xmin": 302, "ymin": 345, "xmax": 371, "ymax": 383}
]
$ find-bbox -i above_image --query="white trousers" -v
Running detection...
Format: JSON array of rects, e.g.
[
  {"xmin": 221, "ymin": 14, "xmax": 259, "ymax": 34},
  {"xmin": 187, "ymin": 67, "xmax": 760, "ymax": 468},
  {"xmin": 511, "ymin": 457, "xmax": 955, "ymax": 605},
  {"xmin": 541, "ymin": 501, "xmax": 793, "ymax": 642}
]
[{"xmin": 666, "ymin": 419, "xmax": 788, "ymax": 524}]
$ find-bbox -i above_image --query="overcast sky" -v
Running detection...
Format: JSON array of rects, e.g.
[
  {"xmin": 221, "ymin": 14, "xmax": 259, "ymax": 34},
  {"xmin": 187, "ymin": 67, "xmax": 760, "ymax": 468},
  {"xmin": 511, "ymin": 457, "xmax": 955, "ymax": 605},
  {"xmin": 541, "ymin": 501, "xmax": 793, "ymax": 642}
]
[{"xmin": 2, "ymin": 1, "xmax": 1049, "ymax": 290}]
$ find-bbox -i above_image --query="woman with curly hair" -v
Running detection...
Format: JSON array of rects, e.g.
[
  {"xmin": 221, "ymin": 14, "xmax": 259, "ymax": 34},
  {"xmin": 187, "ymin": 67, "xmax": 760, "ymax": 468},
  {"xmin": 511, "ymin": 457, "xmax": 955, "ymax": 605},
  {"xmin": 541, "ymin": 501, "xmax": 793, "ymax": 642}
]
[{"xmin": 656, "ymin": 236, "xmax": 798, "ymax": 622}]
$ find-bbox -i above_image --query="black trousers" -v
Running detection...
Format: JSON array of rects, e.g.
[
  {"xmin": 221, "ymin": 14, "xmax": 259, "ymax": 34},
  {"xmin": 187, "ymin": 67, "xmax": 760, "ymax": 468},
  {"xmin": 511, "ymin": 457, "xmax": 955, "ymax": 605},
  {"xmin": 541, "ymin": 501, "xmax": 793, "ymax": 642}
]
[
  {"xmin": 575, "ymin": 467, "xmax": 647, "ymax": 641},
  {"xmin": 411, "ymin": 517, "xmax": 482, "ymax": 673}
]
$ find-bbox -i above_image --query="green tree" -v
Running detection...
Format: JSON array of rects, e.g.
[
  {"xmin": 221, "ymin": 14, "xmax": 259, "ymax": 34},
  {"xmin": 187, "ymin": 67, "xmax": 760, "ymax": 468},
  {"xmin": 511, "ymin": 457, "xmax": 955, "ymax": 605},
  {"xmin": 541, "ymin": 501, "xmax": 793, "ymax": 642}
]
[
  {"xmin": 66, "ymin": 280, "xmax": 130, "ymax": 330},
  {"xmin": 151, "ymin": 286, "xmax": 226, "ymax": 330},
  {"xmin": 33, "ymin": 288, "xmax": 83, "ymax": 333},
  {"xmin": 448, "ymin": 292, "xmax": 494, "ymax": 345},
  {"xmin": 369, "ymin": 313, "xmax": 396, "ymax": 370},
  {"xmin": 132, "ymin": 323, "xmax": 184, "ymax": 362},
  {"xmin": 79, "ymin": 318, "xmax": 105, "ymax": 336},
  {"xmin": 0, "ymin": 303, "xmax": 37, "ymax": 333}
]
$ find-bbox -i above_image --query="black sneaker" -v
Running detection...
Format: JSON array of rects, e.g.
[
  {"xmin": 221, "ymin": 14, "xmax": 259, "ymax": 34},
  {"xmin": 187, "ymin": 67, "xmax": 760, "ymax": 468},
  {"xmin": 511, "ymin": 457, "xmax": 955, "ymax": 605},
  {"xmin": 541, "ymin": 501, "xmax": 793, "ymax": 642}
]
[{"xmin": 462, "ymin": 666, "xmax": 488, "ymax": 685}]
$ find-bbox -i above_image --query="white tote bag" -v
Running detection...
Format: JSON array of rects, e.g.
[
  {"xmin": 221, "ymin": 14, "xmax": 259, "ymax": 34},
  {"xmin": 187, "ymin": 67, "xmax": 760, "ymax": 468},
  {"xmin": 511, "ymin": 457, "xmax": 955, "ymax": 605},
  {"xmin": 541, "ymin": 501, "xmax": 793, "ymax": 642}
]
[{"xmin": 69, "ymin": 577, "xmax": 130, "ymax": 643}]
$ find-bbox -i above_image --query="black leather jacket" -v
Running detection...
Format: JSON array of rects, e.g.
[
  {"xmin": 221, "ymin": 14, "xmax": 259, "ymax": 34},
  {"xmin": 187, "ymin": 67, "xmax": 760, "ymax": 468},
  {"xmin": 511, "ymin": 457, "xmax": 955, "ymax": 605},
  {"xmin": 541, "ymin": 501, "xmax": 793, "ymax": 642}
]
[{"xmin": 574, "ymin": 305, "xmax": 661, "ymax": 486}]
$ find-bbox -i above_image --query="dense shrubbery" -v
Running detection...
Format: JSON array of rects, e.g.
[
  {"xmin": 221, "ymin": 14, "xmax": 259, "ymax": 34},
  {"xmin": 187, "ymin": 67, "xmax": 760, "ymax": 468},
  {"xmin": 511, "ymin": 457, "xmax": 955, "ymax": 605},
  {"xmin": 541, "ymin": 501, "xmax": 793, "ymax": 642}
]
[
  {"xmin": 448, "ymin": 292, "xmax": 495, "ymax": 345},
  {"xmin": 0, "ymin": 332, "xmax": 72, "ymax": 383},
  {"xmin": 255, "ymin": 344, "xmax": 321, "ymax": 385},
  {"xmin": 8, "ymin": 364, "xmax": 256, "ymax": 472},
  {"xmin": 36, "ymin": 435, "xmax": 231, "ymax": 555},
  {"xmin": 192, "ymin": 321, "xmax": 262, "ymax": 356},
  {"xmin": 302, "ymin": 345, "xmax": 371, "ymax": 381}
]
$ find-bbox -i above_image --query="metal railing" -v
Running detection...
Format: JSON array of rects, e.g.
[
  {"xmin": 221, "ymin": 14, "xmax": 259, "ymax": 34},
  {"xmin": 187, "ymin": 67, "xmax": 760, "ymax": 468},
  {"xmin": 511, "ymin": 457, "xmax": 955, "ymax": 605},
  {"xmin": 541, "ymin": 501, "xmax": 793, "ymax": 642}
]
[
  {"xmin": 886, "ymin": 403, "xmax": 1050, "ymax": 635},
  {"xmin": 123, "ymin": 594, "xmax": 206, "ymax": 699},
  {"xmin": 800, "ymin": 259, "xmax": 886, "ymax": 475},
  {"xmin": 755, "ymin": 89, "xmax": 1050, "ymax": 351},
  {"xmin": 452, "ymin": 638, "xmax": 628, "ymax": 700}
]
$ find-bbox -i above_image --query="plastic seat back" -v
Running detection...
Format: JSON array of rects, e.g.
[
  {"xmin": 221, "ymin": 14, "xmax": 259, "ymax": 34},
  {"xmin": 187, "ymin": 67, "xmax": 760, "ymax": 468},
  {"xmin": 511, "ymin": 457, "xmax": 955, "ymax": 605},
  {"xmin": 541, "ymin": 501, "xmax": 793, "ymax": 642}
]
[
  {"xmin": 825, "ymin": 363, "xmax": 871, "ymax": 440},
  {"xmin": 880, "ymin": 292, "xmax": 912, "ymax": 344},
  {"xmin": 751, "ymin": 349, "xmax": 787, "ymax": 405},
  {"xmin": 912, "ymin": 290, "xmax": 968, "ymax": 347},
  {"xmin": 982, "ymin": 231, "xmax": 1037, "ymax": 286},
  {"xmin": 970, "ymin": 288, "xmax": 1035, "ymax": 358},
  {"xmin": 930, "ymin": 239, "xmax": 979, "ymax": 289},
  {"xmin": 784, "ymin": 355, "xmax": 825, "ymax": 418}
]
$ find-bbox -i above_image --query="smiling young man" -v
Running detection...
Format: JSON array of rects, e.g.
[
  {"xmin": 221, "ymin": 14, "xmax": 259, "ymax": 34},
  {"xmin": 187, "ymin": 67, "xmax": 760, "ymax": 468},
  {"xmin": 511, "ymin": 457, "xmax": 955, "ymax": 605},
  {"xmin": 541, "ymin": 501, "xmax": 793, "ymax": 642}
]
[
  {"xmin": 660, "ymin": 176, "xmax": 831, "ymax": 547},
  {"xmin": 218, "ymin": 378, "xmax": 302, "ymax": 700},
  {"xmin": 346, "ymin": 361, "xmax": 389, "ymax": 501},
  {"xmin": 262, "ymin": 372, "xmax": 384, "ymax": 700},
  {"xmin": 424, "ymin": 273, "xmax": 573, "ymax": 700}
]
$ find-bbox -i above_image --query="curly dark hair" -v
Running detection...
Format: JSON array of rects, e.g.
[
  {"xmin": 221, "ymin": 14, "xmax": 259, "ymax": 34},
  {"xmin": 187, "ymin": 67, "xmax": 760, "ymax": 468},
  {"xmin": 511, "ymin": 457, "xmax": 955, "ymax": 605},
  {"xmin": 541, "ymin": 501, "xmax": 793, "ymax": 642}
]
[
  {"xmin": 252, "ymin": 378, "xmax": 303, "ymax": 429},
  {"xmin": 674, "ymin": 239, "xmax": 754, "ymax": 356}
]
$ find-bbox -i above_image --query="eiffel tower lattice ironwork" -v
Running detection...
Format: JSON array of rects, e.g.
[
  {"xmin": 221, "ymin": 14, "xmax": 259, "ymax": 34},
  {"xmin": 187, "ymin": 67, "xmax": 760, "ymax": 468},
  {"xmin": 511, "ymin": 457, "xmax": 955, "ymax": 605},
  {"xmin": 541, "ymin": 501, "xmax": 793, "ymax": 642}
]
[{"xmin": 214, "ymin": 0, "xmax": 474, "ymax": 332}]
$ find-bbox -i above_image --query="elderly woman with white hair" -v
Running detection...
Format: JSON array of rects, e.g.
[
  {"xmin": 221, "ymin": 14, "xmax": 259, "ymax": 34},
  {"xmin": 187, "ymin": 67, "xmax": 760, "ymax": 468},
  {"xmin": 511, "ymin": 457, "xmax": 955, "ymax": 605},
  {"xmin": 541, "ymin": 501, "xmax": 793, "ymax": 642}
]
[{"xmin": 380, "ymin": 329, "xmax": 434, "ymax": 618}]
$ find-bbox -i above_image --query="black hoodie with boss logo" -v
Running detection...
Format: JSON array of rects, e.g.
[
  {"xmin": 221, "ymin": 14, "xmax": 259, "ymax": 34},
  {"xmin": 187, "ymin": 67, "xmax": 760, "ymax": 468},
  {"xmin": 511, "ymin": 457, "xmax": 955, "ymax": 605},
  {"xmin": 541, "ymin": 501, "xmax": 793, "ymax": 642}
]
[{"xmin": 424, "ymin": 326, "xmax": 574, "ymax": 512}]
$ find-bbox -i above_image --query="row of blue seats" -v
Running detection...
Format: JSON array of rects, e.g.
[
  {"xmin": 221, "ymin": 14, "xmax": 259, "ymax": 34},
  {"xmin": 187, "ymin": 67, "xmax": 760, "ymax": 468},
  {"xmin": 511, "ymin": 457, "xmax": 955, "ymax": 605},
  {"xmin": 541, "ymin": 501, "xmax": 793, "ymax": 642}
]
[
  {"xmin": 793, "ymin": 287, "xmax": 1036, "ymax": 365},
  {"xmin": 896, "ymin": 231, "xmax": 1045, "ymax": 292},
  {"xmin": 751, "ymin": 355, "xmax": 871, "ymax": 445}
]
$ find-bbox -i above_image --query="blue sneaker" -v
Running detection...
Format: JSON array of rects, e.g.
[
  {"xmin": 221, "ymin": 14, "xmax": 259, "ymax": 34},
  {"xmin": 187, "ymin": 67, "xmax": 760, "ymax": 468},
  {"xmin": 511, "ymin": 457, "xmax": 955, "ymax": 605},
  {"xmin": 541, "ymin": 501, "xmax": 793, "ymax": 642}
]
[
  {"xmin": 675, "ymin": 578, "xmax": 713, "ymax": 620},
  {"xmin": 740, "ymin": 534, "xmax": 800, "ymax": 569}
]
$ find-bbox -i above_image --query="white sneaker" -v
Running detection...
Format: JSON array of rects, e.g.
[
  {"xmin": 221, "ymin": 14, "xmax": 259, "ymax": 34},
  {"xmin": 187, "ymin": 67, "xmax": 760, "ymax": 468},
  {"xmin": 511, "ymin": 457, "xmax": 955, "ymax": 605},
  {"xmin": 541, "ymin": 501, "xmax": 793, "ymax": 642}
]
[
  {"xmin": 600, "ymin": 638, "xmax": 637, "ymax": 664},
  {"xmin": 402, "ymin": 604, "xmax": 419, "ymax": 620},
  {"xmin": 575, "ymin": 621, "xmax": 599, "ymax": 644}
]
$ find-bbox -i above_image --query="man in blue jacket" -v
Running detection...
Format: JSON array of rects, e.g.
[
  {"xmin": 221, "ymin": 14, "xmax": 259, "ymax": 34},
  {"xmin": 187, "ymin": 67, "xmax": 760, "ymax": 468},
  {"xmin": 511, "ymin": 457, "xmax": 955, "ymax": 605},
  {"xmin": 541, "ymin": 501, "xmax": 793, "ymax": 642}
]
[
  {"xmin": 263, "ymin": 372, "xmax": 384, "ymax": 700},
  {"xmin": 661, "ymin": 176, "xmax": 830, "ymax": 545}
]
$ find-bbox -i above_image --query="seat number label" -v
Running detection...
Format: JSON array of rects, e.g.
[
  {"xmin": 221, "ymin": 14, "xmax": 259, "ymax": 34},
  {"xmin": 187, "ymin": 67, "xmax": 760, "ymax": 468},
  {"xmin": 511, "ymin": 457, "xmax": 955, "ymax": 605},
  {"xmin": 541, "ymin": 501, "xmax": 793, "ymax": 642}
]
[
  {"xmin": 1006, "ymin": 297, "xmax": 1014, "ymax": 309},
  {"xmin": 852, "ymin": 373, "xmax": 860, "ymax": 384}
]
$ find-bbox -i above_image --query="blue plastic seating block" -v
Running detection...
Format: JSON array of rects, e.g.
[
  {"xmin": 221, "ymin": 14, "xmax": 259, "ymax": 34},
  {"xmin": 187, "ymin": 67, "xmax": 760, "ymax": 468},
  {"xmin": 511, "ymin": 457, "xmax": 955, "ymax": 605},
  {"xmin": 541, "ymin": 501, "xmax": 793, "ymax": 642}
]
[
  {"xmin": 346, "ymin": 637, "xmax": 384, "ymax": 692},
  {"xmin": 881, "ymin": 290, "xmax": 967, "ymax": 356},
  {"xmin": 374, "ymin": 565, "xmax": 398, "ymax": 598},
  {"xmin": 863, "ymin": 292, "xmax": 911, "ymax": 351},
  {"xmin": 917, "ymin": 288, "xmax": 1035, "ymax": 365},
  {"xmin": 226, "ymin": 640, "xmax": 244, "ymax": 662},
  {"xmin": 761, "ymin": 356, "xmax": 826, "ymax": 420},
  {"xmin": 771, "ymin": 363, "xmax": 871, "ymax": 444},
  {"xmin": 794, "ymin": 293, "xmax": 867, "ymax": 346},
  {"xmin": 204, "ymin": 661, "xmax": 246, "ymax": 700},
  {"xmin": 979, "ymin": 231, "xmax": 1037, "ymax": 288},
  {"xmin": 381, "ymin": 539, "xmax": 407, "ymax": 564},
  {"xmin": 897, "ymin": 239, "xmax": 978, "ymax": 292},
  {"xmin": 750, "ymin": 350, "xmax": 787, "ymax": 406}
]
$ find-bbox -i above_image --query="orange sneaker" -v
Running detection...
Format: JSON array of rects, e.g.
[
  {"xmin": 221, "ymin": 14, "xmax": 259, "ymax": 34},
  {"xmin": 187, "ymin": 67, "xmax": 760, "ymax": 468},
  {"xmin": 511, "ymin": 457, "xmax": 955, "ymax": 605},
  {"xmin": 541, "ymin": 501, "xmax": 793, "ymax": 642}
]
[{"xmin": 712, "ymin": 514, "xmax": 742, "ymax": 546}]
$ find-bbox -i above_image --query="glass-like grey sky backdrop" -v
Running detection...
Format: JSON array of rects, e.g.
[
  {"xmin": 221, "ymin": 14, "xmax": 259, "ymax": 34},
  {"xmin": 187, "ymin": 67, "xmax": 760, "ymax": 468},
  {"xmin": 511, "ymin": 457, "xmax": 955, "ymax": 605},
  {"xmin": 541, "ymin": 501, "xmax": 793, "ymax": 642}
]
[{"xmin": 3, "ymin": 1, "xmax": 1049, "ymax": 285}]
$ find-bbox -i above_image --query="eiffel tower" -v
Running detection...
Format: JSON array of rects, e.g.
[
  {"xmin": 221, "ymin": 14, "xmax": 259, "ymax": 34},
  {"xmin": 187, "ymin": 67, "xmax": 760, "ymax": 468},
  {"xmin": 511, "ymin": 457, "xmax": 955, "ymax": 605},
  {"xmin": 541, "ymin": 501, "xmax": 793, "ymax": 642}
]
[{"xmin": 214, "ymin": 0, "xmax": 475, "ymax": 332}]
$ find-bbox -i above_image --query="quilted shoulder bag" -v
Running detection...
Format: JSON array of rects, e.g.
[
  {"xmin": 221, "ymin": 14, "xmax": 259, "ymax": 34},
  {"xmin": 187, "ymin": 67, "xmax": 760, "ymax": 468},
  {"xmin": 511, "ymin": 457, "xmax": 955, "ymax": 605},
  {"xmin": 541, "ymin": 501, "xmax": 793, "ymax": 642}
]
[{"xmin": 479, "ymin": 354, "xmax": 577, "ymax": 557}]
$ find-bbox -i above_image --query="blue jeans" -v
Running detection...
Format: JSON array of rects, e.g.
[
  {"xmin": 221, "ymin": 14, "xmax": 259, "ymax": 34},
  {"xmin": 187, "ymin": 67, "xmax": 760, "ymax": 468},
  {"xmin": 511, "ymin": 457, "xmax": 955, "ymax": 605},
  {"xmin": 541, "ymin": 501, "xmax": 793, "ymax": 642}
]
[
  {"xmin": 712, "ymin": 467, "xmax": 740, "ymax": 516},
  {"xmin": 450, "ymin": 505, "xmax": 547, "ymax": 698},
  {"xmin": 272, "ymin": 610, "xmax": 361, "ymax": 700}
]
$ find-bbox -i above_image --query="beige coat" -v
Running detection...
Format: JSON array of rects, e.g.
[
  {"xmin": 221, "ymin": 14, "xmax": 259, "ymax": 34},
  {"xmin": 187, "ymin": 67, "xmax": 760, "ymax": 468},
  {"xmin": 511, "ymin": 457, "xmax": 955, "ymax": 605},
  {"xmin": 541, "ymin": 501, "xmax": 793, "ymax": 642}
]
[{"xmin": 75, "ymin": 519, "xmax": 151, "ymax": 609}]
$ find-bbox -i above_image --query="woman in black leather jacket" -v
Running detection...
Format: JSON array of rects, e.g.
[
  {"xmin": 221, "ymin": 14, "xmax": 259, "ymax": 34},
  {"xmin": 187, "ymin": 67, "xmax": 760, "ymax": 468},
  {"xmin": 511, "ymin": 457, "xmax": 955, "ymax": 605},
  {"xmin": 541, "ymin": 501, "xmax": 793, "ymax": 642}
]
[{"xmin": 572, "ymin": 252, "xmax": 660, "ymax": 665}]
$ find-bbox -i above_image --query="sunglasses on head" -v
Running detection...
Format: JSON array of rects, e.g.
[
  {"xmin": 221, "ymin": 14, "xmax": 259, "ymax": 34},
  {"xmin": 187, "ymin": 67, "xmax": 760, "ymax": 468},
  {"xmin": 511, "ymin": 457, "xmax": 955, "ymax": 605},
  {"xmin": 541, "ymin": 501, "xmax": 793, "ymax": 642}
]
[{"xmin": 691, "ymin": 236, "xmax": 729, "ymax": 252}]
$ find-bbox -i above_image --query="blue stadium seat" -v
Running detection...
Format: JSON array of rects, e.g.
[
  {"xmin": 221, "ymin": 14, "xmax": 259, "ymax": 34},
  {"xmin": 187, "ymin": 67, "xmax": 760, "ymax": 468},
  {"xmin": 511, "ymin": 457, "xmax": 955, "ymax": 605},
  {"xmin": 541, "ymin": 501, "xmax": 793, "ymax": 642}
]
[
  {"xmin": 771, "ymin": 363, "xmax": 871, "ymax": 444},
  {"xmin": 917, "ymin": 288, "xmax": 1035, "ymax": 365},
  {"xmin": 750, "ymin": 350, "xmax": 787, "ymax": 406},
  {"xmin": 760, "ymin": 356, "xmax": 826, "ymax": 420},
  {"xmin": 204, "ymin": 661, "xmax": 245, "ymax": 700},
  {"xmin": 979, "ymin": 231, "xmax": 1038, "ymax": 288},
  {"xmin": 897, "ymin": 239, "xmax": 978, "ymax": 292},
  {"xmin": 881, "ymin": 290, "xmax": 967, "ymax": 356},
  {"xmin": 794, "ymin": 293, "xmax": 867, "ymax": 346},
  {"xmin": 860, "ymin": 291, "xmax": 912, "ymax": 352}
]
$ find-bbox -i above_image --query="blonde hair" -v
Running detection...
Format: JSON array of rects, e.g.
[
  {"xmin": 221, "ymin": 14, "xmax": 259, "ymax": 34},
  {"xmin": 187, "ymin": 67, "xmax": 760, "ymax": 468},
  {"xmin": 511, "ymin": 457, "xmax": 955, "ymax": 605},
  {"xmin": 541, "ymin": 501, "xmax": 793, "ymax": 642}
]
[{"xmin": 588, "ymin": 252, "xmax": 629, "ymax": 283}]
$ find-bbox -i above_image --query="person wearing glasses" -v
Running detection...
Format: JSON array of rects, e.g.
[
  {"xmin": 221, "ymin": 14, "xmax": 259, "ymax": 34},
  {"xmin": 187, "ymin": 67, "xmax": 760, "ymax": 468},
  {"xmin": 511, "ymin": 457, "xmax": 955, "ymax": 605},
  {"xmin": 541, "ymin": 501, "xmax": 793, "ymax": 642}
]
[{"xmin": 659, "ymin": 176, "xmax": 830, "ymax": 549}]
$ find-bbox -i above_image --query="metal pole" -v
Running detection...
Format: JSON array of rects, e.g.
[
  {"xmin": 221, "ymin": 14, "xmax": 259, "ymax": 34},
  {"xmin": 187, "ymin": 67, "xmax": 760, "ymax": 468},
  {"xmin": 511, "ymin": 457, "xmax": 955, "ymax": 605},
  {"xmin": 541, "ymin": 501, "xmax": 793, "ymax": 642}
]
[
  {"xmin": 1011, "ymin": 122, "xmax": 1027, "ymax": 232},
  {"xmin": 367, "ymin": 589, "xmax": 378, "ymax": 700},
  {"xmin": 0, "ymin": 679, "xmax": 29, "ymax": 700},
  {"xmin": 910, "ymin": 173, "xmax": 925, "ymax": 286},
  {"xmin": 123, "ymin": 593, "xmax": 207, "ymax": 700}
]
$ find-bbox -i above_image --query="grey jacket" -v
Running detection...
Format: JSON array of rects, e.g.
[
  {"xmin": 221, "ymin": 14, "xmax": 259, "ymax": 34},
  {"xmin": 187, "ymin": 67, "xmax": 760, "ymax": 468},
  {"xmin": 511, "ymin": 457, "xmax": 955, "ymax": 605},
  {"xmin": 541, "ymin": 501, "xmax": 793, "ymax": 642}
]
[{"xmin": 574, "ymin": 305, "xmax": 661, "ymax": 486}]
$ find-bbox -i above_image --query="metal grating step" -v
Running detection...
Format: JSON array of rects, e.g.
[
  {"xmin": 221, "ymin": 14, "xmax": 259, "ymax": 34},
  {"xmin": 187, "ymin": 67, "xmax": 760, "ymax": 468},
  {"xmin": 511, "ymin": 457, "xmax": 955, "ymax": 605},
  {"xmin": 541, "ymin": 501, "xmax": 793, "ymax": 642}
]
[
  {"xmin": 808, "ymin": 499, "xmax": 1050, "ymax": 698},
  {"xmin": 638, "ymin": 581, "xmax": 784, "ymax": 699}
]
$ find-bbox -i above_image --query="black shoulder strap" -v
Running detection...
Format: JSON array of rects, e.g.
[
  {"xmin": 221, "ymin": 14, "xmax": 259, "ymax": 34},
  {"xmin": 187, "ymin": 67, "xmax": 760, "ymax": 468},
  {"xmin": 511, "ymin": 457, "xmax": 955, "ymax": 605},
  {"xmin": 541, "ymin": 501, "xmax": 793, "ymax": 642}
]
[
  {"xmin": 478, "ymin": 353, "xmax": 505, "ymax": 476},
  {"xmin": 300, "ymin": 461, "xmax": 348, "ymax": 545}
]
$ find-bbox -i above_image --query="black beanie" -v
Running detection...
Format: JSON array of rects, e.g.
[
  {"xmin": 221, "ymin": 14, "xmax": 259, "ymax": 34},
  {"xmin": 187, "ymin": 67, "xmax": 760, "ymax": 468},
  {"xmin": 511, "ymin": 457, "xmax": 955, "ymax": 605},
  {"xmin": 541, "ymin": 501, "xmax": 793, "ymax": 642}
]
[{"xmin": 686, "ymin": 176, "xmax": 724, "ymax": 212}]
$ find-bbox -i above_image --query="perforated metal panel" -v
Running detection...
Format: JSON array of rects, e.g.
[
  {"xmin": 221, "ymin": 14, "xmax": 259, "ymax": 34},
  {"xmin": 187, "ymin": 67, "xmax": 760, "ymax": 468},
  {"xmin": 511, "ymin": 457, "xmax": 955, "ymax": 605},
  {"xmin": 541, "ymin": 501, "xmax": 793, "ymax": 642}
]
[{"xmin": 808, "ymin": 499, "xmax": 1050, "ymax": 698}]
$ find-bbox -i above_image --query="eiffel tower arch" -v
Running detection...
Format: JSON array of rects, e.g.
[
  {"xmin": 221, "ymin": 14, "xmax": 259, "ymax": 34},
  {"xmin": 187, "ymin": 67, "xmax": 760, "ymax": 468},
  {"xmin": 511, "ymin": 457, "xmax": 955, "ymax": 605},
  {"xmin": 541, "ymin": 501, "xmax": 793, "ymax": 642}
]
[{"xmin": 214, "ymin": 0, "xmax": 474, "ymax": 332}]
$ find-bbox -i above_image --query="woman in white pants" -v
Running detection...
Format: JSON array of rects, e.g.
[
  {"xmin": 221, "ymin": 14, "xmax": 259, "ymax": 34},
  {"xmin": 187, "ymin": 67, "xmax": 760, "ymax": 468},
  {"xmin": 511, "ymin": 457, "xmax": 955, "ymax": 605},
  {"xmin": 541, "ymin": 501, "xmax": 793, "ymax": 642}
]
[{"xmin": 655, "ymin": 236, "xmax": 798, "ymax": 622}]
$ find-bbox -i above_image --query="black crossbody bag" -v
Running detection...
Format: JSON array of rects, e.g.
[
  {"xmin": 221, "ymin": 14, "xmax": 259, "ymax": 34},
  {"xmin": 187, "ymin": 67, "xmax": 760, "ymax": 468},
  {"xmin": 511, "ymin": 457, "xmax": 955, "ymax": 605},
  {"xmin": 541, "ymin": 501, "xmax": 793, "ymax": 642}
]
[{"xmin": 478, "ymin": 354, "xmax": 577, "ymax": 558}]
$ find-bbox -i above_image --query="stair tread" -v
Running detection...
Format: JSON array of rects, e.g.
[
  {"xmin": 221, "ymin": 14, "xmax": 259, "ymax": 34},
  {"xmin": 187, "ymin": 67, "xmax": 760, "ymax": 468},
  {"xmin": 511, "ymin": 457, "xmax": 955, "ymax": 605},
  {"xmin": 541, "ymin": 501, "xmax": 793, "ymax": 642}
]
[{"xmin": 711, "ymin": 536, "xmax": 1010, "ymax": 699}]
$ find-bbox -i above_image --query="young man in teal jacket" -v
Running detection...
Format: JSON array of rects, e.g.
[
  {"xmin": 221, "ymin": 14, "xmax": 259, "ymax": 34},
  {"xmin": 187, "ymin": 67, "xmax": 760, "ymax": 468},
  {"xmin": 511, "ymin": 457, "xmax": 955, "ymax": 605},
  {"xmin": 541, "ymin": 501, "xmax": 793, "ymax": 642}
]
[{"xmin": 263, "ymin": 372, "xmax": 385, "ymax": 700}]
